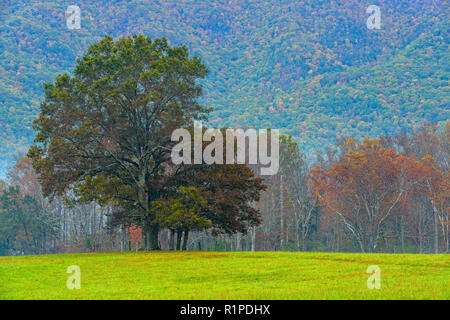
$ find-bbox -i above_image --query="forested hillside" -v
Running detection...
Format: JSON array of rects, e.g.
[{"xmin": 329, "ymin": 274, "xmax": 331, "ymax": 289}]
[{"xmin": 1, "ymin": 0, "xmax": 449, "ymax": 174}]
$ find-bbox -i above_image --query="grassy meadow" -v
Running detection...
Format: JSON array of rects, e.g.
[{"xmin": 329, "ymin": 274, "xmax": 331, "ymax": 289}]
[{"xmin": 0, "ymin": 251, "xmax": 448, "ymax": 300}]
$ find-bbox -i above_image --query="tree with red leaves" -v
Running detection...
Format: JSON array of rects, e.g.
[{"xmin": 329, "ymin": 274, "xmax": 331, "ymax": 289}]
[
  {"xmin": 309, "ymin": 138, "xmax": 427, "ymax": 253},
  {"xmin": 127, "ymin": 226, "xmax": 142, "ymax": 253}
]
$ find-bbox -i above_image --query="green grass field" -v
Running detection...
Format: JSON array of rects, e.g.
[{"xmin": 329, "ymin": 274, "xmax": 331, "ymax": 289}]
[{"xmin": 0, "ymin": 251, "xmax": 448, "ymax": 299}]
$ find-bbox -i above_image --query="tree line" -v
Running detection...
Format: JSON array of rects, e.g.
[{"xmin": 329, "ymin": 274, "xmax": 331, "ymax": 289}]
[{"xmin": 1, "ymin": 122, "xmax": 447, "ymax": 255}]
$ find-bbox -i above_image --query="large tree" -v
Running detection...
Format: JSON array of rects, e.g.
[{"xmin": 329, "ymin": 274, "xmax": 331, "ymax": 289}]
[
  {"xmin": 29, "ymin": 35, "xmax": 266, "ymax": 250},
  {"xmin": 29, "ymin": 35, "xmax": 209, "ymax": 250}
]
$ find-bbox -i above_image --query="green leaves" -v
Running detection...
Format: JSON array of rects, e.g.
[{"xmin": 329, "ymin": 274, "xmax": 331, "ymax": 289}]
[{"xmin": 152, "ymin": 186, "xmax": 212, "ymax": 231}]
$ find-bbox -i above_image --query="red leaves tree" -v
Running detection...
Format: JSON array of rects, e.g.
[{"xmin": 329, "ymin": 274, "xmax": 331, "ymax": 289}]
[
  {"xmin": 127, "ymin": 226, "xmax": 142, "ymax": 253},
  {"xmin": 309, "ymin": 138, "xmax": 427, "ymax": 253}
]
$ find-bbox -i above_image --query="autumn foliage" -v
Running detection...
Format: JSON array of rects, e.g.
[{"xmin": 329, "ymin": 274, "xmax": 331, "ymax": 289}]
[
  {"xmin": 309, "ymin": 138, "xmax": 444, "ymax": 252},
  {"xmin": 127, "ymin": 226, "xmax": 142, "ymax": 252}
]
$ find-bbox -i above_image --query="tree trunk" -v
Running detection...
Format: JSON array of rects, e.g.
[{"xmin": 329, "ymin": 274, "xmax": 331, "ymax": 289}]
[
  {"xmin": 250, "ymin": 226, "xmax": 256, "ymax": 251},
  {"xmin": 63, "ymin": 206, "xmax": 66, "ymax": 245},
  {"xmin": 182, "ymin": 230, "xmax": 189, "ymax": 250},
  {"xmin": 302, "ymin": 226, "xmax": 307, "ymax": 251},
  {"xmin": 169, "ymin": 229, "xmax": 175, "ymax": 250},
  {"xmin": 236, "ymin": 233, "xmax": 241, "ymax": 251},
  {"xmin": 445, "ymin": 213, "xmax": 449, "ymax": 253},
  {"xmin": 434, "ymin": 209, "xmax": 439, "ymax": 254},
  {"xmin": 425, "ymin": 181, "xmax": 440, "ymax": 254},
  {"xmin": 142, "ymin": 230, "xmax": 148, "ymax": 250},
  {"xmin": 295, "ymin": 215, "xmax": 300, "ymax": 251},
  {"xmin": 176, "ymin": 230, "xmax": 182, "ymax": 250},
  {"xmin": 280, "ymin": 175, "xmax": 284, "ymax": 250},
  {"xmin": 357, "ymin": 236, "xmax": 365, "ymax": 253},
  {"xmin": 148, "ymin": 224, "xmax": 160, "ymax": 250},
  {"xmin": 400, "ymin": 216, "xmax": 405, "ymax": 253}
]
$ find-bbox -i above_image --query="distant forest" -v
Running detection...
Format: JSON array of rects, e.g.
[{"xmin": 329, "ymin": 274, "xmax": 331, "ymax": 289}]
[{"xmin": 1, "ymin": 0, "xmax": 449, "ymax": 174}]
